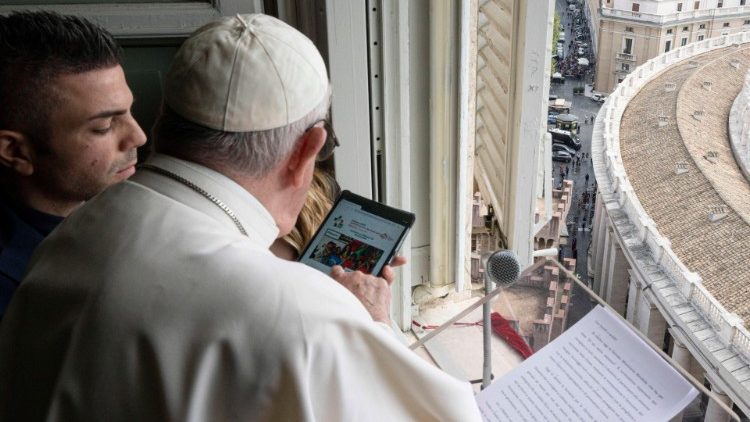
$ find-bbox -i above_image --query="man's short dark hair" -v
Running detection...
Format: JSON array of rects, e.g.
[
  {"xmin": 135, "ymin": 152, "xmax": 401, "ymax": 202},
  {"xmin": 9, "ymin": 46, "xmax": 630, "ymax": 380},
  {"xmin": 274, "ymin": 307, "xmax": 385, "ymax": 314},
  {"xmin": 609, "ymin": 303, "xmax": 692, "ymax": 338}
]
[{"xmin": 0, "ymin": 11, "xmax": 121, "ymax": 140}]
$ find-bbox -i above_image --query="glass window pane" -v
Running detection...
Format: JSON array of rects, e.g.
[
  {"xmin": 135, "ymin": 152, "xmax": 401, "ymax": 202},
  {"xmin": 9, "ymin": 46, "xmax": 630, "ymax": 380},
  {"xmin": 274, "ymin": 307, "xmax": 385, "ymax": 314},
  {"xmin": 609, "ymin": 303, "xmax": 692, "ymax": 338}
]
[
  {"xmin": 120, "ymin": 43, "xmax": 181, "ymax": 160},
  {"xmin": 5, "ymin": 0, "xmax": 202, "ymax": 4}
]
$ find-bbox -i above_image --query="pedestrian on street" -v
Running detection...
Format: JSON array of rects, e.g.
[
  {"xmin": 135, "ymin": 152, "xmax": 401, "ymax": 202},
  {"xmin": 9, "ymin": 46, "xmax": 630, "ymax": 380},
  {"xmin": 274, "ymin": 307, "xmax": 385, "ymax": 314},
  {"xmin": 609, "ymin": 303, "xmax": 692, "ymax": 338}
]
[{"xmin": 585, "ymin": 173, "xmax": 589, "ymax": 184}]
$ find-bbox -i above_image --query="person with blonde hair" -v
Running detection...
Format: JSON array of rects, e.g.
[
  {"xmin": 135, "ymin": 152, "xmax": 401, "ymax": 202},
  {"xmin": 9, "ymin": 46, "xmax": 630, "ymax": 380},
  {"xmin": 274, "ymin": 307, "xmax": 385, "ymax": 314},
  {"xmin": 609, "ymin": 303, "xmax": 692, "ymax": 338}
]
[{"xmin": 270, "ymin": 167, "xmax": 339, "ymax": 260}]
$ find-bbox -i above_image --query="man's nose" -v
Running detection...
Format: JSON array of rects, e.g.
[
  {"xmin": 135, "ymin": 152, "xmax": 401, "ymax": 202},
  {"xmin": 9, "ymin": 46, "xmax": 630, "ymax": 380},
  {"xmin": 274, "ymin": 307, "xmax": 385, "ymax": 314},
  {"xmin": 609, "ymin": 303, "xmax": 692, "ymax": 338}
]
[{"xmin": 122, "ymin": 114, "xmax": 147, "ymax": 150}]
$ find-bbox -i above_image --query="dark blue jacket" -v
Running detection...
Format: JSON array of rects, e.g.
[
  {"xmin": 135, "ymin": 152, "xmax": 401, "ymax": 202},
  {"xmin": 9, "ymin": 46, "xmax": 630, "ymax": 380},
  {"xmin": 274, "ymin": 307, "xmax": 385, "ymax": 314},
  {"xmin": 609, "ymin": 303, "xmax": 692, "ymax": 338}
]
[{"xmin": 0, "ymin": 197, "xmax": 62, "ymax": 317}]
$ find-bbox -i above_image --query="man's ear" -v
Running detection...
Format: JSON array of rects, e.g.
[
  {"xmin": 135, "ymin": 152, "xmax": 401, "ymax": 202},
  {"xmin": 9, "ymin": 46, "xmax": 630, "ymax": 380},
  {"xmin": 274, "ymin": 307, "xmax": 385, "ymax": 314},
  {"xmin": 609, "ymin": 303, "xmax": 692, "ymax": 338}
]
[
  {"xmin": 0, "ymin": 130, "xmax": 35, "ymax": 176},
  {"xmin": 286, "ymin": 126, "xmax": 325, "ymax": 188}
]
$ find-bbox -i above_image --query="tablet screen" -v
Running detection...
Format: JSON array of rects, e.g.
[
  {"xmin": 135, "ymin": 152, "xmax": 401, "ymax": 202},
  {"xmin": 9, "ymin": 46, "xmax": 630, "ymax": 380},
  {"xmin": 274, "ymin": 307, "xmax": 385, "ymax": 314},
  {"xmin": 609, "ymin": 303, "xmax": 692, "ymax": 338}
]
[{"xmin": 298, "ymin": 192, "xmax": 413, "ymax": 276}]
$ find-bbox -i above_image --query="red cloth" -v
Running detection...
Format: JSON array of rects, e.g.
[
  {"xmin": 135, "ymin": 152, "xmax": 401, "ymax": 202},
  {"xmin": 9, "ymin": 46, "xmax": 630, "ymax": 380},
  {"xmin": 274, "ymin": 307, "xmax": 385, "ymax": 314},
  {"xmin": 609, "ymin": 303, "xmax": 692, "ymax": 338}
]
[{"xmin": 491, "ymin": 312, "xmax": 534, "ymax": 359}]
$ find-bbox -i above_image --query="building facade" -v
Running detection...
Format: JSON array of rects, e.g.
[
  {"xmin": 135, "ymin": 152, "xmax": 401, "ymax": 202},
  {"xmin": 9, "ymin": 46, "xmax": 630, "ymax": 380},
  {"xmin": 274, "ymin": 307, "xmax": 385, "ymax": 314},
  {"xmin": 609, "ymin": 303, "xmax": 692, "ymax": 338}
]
[{"xmin": 591, "ymin": 0, "xmax": 750, "ymax": 92}]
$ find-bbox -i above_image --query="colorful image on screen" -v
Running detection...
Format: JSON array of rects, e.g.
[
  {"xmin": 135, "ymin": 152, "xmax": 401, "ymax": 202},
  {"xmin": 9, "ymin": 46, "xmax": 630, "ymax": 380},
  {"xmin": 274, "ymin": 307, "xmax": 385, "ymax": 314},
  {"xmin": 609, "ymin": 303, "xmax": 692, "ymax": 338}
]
[{"xmin": 309, "ymin": 229, "xmax": 385, "ymax": 274}]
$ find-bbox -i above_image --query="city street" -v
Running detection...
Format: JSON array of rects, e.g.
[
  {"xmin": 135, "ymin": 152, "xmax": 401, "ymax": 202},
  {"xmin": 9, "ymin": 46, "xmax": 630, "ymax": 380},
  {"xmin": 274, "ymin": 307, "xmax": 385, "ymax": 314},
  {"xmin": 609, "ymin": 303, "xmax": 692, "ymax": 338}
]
[
  {"xmin": 549, "ymin": 4, "xmax": 707, "ymax": 419},
  {"xmin": 551, "ymin": 0, "xmax": 602, "ymax": 325}
]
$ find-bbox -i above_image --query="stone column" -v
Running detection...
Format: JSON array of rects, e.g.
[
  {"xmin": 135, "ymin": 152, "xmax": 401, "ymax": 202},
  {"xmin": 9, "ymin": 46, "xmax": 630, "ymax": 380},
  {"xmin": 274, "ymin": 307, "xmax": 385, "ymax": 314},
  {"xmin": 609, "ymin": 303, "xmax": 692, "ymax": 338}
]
[
  {"xmin": 626, "ymin": 271, "xmax": 640, "ymax": 324},
  {"xmin": 636, "ymin": 295, "xmax": 667, "ymax": 346},
  {"xmin": 597, "ymin": 227, "xmax": 613, "ymax": 298},
  {"xmin": 688, "ymin": 353, "xmax": 705, "ymax": 389},
  {"xmin": 671, "ymin": 336, "xmax": 691, "ymax": 370},
  {"xmin": 605, "ymin": 242, "xmax": 629, "ymax": 316},
  {"xmin": 592, "ymin": 197, "xmax": 608, "ymax": 293},
  {"xmin": 705, "ymin": 383, "xmax": 732, "ymax": 422},
  {"xmin": 668, "ymin": 337, "xmax": 692, "ymax": 422},
  {"xmin": 591, "ymin": 195, "xmax": 603, "ymax": 257}
]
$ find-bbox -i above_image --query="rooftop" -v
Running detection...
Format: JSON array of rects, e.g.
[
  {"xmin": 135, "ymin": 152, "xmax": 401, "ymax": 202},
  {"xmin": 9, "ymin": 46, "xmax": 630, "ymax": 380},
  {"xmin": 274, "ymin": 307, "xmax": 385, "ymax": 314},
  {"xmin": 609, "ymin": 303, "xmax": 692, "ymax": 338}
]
[{"xmin": 619, "ymin": 44, "xmax": 750, "ymax": 321}]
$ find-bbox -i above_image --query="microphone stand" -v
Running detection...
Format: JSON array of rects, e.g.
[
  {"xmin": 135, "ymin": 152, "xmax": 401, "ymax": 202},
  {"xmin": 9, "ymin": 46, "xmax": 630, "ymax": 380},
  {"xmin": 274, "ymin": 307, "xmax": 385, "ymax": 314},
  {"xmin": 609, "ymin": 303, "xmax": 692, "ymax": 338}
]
[
  {"xmin": 482, "ymin": 270, "xmax": 493, "ymax": 389},
  {"xmin": 409, "ymin": 281, "xmax": 508, "ymax": 351}
]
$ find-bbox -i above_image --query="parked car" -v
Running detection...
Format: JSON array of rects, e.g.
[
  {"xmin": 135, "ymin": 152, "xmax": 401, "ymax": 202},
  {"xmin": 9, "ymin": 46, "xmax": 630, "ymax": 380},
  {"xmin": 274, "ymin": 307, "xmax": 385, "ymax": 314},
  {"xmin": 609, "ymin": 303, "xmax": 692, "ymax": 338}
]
[
  {"xmin": 591, "ymin": 93, "xmax": 606, "ymax": 103},
  {"xmin": 552, "ymin": 150, "xmax": 573, "ymax": 162},
  {"xmin": 548, "ymin": 128, "xmax": 581, "ymax": 150},
  {"xmin": 552, "ymin": 142, "xmax": 576, "ymax": 156},
  {"xmin": 548, "ymin": 114, "xmax": 558, "ymax": 124}
]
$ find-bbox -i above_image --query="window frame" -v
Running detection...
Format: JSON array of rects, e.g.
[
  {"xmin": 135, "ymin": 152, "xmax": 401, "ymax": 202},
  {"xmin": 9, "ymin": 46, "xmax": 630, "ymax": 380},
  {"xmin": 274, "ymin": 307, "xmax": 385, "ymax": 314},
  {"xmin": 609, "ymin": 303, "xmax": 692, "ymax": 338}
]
[
  {"xmin": 0, "ymin": 1, "xmax": 262, "ymax": 38},
  {"xmin": 623, "ymin": 36, "xmax": 634, "ymax": 54}
]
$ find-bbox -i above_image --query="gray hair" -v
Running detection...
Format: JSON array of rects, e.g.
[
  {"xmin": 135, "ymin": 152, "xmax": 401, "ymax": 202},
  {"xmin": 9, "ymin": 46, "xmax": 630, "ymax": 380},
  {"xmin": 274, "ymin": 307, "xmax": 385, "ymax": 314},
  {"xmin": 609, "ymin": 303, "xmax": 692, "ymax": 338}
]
[{"xmin": 152, "ymin": 93, "xmax": 331, "ymax": 178}]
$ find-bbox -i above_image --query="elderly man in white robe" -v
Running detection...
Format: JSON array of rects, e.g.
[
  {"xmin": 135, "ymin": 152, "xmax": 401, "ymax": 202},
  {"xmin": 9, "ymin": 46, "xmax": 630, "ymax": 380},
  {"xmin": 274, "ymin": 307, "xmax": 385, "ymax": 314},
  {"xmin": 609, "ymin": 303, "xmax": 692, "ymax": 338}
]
[{"xmin": 0, "ymin": 14, "xmax": 482, "ymax": 421}]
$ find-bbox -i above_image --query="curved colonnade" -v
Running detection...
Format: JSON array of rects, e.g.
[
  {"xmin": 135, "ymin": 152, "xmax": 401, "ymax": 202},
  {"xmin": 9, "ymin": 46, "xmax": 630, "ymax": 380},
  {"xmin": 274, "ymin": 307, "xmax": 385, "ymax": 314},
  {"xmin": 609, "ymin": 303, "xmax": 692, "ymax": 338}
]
[{"xmin": 591, "ymin": 35, "xmax": 750, "ymax": 414}]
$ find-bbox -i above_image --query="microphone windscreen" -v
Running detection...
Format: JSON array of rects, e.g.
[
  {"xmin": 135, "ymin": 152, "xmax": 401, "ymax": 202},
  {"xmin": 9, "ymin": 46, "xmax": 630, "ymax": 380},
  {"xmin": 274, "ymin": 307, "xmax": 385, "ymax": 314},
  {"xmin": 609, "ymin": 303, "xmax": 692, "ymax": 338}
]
[{"xmin": 485, "ymin": 250, "xmax": 520, "ymax": 287}]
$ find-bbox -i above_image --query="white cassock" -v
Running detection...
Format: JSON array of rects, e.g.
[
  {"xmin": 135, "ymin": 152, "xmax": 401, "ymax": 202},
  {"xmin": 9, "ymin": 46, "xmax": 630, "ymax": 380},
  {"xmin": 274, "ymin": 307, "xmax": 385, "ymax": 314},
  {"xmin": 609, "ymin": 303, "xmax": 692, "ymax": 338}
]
[{"xmin": 0, "ymin": 154, "xmax": 482, "ymax": 422}]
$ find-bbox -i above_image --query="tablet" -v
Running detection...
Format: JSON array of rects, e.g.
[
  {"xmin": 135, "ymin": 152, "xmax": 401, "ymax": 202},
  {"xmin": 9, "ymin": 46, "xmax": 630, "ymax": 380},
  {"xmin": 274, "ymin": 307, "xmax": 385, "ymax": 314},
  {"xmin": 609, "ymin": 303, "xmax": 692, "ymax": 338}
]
[{"xmin": 298, "ymin": 190, "xmax": 415, "ymax": 276}]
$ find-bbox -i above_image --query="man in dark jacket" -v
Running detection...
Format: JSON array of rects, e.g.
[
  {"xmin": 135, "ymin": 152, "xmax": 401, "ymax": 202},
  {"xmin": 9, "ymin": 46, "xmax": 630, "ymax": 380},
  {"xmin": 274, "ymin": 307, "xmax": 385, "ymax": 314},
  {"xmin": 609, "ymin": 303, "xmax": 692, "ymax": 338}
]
[{"xmin": 0, "ymin": 11, "xmax": 146, "ymax": 316}]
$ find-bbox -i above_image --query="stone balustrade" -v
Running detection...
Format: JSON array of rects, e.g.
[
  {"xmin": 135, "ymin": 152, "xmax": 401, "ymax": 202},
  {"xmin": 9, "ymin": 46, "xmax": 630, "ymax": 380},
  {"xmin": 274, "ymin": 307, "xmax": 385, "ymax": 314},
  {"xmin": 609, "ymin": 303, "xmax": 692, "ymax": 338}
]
[{"xmin": 594, "ymin": 32, "xmax": 750, "ymax": 361}]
